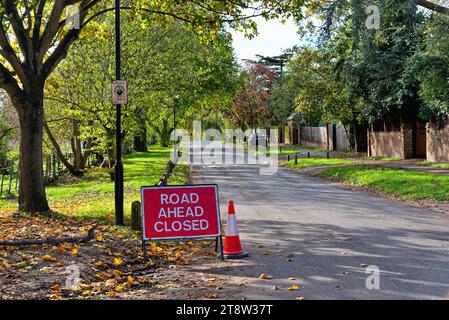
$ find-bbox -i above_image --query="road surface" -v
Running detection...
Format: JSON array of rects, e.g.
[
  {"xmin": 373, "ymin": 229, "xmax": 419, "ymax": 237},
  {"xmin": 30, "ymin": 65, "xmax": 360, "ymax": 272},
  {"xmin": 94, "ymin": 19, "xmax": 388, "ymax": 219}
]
[{"xmin": 192, "ymin": 158, "xmax": 449, "ymax": 300}]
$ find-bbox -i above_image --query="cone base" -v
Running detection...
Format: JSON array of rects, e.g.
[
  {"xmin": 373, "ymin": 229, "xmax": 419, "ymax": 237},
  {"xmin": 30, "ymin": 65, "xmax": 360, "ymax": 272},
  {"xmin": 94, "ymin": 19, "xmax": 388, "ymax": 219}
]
[{"xmin": 218, "ymin": 251, "xmax": 249, "ymax": 260}]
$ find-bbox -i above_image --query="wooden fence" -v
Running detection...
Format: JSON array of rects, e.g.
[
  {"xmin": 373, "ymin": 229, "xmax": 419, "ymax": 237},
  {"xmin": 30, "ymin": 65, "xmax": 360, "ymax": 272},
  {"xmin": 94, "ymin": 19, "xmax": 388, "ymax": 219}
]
[
  {"xmin": 0, "ymin": 162, "xmax": 18, "ymax": 198},
  {"xmin": 44, "ymin": 152, "xmax": 97, "ymax": 184}
]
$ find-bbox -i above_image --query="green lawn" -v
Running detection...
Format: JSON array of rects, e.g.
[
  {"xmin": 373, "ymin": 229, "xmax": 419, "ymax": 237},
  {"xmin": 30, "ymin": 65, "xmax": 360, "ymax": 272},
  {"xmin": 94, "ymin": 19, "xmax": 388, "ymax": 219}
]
[
  {"xmin": 298, "ymin": 145, "xmax": 329, "ymax": 153},
  {"xmin": 365, "ymin": 156, "xmax": 401, "ymax": 161},
  {"xmin": 0, "ymin": 145, "xmax": 188, "ymax": 223},
  {"xmin": 283, "ymin": 158, "xmax": 355, "ymax": 170},
  {"xmin": 321, "ymin": 165, "xmax": 449, "ymax": 201},
  {"xmin": 418, "ymin": 161, "xmax": 449, "ymax": 169},
  {"xmin": 255, "ymin": 146, "xmax": 300, "ymax": 156}
]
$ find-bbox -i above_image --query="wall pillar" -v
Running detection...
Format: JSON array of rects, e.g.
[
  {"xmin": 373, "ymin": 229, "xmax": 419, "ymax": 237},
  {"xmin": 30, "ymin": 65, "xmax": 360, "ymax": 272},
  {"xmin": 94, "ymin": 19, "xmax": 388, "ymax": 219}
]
[{"xmin": 401, "ymin": 123, "xmax": 413, "ymax": 159}]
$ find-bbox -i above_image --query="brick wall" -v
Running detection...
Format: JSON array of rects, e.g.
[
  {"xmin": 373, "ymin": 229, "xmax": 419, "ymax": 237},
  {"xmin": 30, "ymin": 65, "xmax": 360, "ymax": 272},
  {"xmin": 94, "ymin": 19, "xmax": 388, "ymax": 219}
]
[
  {"xmin": 427, "ymin": 120, "xmax": 449, "ymax": 163},
  {"xmin": 368, "ymin": 123, "xmax": 413, "ymax": 159},
  {"xmin": 369, "ymin": 131, "xmax": 404, "ymax": 158},
  {"xmin": 300, "ymin": 126, "xmax": 328, "ymax": 148}
]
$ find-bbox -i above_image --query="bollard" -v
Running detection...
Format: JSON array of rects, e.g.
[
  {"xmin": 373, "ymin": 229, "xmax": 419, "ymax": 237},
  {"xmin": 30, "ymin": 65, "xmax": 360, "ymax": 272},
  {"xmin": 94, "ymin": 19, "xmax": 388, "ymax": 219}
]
[
  {"xmin": 287, "ymin": 154, "xmax": 290, "ymax": 162},
  {"xmin": 295, "ymin": 154, "xmax": 298, "ymax": 165},
  {"xmin": 307, "ymin": 152, "xmax": 310, "ymax": 158},
  {"xmin": 327, "ymin": 152, "xmax": 330, "ymax": 159},
  {"xmin": 131, "ymin": 201, "xmax": 142, "ymax": 231}
]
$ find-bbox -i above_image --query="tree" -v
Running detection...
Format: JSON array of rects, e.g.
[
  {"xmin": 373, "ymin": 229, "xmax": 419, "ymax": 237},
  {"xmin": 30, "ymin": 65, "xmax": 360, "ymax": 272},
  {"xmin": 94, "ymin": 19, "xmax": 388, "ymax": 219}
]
[
  {"xmin": 256, "ymin": 52, "xmax": 294, "ymax": 76},
  {"xmin": 405, "ymin": 14, "xmax": 449, "ymax": 125},
  {"xmin": 0, "ymin": 0, "xmax": 310, "ymax": 212},
  {"xmin": 230, "ymin": 61, "xmax": 279, "ymax": 129}
]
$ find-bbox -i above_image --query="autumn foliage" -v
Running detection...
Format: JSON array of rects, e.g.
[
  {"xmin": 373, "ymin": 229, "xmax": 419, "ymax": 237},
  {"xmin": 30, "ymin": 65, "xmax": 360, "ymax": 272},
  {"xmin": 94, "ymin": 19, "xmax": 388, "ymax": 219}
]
[{"xmin": 230, "ymin": 61, "xmax": 279, "ymax": 129}]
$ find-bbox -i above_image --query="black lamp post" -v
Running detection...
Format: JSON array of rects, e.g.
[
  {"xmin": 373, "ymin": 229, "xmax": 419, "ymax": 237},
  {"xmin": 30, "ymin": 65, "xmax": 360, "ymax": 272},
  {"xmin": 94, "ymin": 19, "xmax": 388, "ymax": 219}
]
[
  {"xmin": 173, "ymin": 94, "xmax": 180, "ymax": 156},
  {"xmin": 114, "ymin": 0, "xmax": 124, "ymax": 226}
]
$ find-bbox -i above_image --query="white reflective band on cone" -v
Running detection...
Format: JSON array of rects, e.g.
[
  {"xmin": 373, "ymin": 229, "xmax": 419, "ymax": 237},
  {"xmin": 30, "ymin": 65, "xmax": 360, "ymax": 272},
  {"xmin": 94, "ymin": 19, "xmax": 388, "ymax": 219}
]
[{"xmin": 226, "ymin": 215, "xmax": 239, "ymax": 236}]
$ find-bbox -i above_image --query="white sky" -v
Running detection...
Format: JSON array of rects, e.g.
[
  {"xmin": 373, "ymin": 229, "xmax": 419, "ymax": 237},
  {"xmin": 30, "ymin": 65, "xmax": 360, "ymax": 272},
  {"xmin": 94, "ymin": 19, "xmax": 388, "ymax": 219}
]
[{"xmin": 230, "ymin": 16, "xmax": 300, "ymax": 63}]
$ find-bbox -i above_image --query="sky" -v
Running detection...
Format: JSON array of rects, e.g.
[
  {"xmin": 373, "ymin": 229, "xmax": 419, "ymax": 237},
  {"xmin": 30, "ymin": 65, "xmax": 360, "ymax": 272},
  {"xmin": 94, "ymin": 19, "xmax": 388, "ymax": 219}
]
[{"xmin": 230, "ymin": 16, "xmax": 301, "ymax": 63}]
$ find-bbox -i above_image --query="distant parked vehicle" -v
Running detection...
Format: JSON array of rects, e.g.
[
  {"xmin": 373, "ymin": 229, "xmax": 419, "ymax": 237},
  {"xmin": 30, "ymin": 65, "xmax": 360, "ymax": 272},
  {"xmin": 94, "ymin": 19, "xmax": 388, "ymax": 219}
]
[{"xmin": 248, "ymin": 132, "xmax": 267, "ymax": 149}]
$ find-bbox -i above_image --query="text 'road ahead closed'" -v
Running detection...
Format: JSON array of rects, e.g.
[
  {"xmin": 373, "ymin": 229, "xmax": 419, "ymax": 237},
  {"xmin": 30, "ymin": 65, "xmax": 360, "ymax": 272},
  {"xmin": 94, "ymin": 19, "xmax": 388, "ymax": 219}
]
[{"xmin": 141, "ymin": 185, "xmax": 221, "ymax": 240}]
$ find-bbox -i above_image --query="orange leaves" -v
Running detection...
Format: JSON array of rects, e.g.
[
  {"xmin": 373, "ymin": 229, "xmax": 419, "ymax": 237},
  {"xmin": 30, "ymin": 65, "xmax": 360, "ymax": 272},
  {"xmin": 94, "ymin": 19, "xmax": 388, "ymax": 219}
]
[
  {"xmin": 42, "ymin": 254, "xmax": 57, "ymax": 261},
  {"xmin": 0, "ymin": 210, "xmax": 226, "ymax": 299}
]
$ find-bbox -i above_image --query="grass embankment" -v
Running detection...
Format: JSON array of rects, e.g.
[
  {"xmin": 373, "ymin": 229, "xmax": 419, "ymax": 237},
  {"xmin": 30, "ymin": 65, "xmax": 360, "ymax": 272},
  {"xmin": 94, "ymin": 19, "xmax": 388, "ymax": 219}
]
[
  {"xmin": 321, "ymin": 165, "xmax": 449, "ymax": 201},
  {"xmin": 365, "ymin": 156, "xmax": 401, "ymax": 161},
  {"xmin": 298, "ymin": 145, "xmax": 329, "ymax": 153},
  {"xmin": 255, "ymin": 146, "xmax": 301, "ymax": 156},
  {"xmin": 283, "ymin": 158, "xmax": 355, "ymax": 170},
  {"xmin": 0, "ymin": 145, "xmax": 188, "ymax": 223},
  {"xmin": 418, "ymin": 161, "xmax": 449, "ymax": 169}
]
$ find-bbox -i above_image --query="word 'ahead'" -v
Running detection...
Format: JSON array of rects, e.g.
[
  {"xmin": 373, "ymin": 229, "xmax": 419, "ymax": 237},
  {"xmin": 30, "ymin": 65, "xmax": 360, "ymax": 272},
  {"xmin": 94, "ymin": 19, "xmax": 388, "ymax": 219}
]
[{"xmin": 141, "ymin": 185, "xmax": 221, "ymax": 240}]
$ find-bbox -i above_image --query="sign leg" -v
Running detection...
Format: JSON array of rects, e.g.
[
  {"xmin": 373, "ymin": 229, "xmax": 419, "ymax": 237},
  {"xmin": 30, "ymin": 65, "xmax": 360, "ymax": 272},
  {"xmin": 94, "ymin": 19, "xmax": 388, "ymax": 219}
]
[
  {"xmin": 219, "ymin": 235, "xmax": 224, "ymax": 261},
  {"xmin": 142, "ymin": 239, "xmax": 147, "ymax": 261},
  {"xmin": 215, "ymin": 237, "xmax": 219, "ymax": 253}
]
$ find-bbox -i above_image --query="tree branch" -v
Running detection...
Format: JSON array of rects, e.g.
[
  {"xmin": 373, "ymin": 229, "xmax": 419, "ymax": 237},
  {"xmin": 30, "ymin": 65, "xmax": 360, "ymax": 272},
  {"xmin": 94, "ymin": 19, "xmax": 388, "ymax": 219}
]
[
  {"xmin": 38, "ymin": 0, "xmax": 66, "ymax": 63},
  {"xmin": 0, "ymin": 225, "xmax": 96, "ymax": 246},
  {"xmin": 415, "ymin": 0, "xmax": 449, "ymax": 15},
  {"xmin": 0, "ymin": 62, "xmax": 24, "ymax": 108},
  {"xmin": 0, "ymin": 19, "xmax": 27, "ymax": 84},
  {"xmin": 4, "ymin": 0, "xmax": 33, "ymax": 65}
]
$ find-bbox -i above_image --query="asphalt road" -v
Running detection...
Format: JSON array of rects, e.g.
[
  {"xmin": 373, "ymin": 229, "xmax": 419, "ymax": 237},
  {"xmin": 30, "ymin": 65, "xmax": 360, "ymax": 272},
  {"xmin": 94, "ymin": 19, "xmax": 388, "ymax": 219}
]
[{"xmin": 192, "ymin": 159, "xmax": 449, "ymax": 300}]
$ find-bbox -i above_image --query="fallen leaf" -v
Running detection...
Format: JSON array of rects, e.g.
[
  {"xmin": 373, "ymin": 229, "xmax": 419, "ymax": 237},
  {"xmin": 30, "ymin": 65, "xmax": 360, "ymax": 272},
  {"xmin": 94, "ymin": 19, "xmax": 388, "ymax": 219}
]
[
  {"xmin": 94, "ymin": 261, "xmax": 105, "ymax": 267},
  {"xmin": 259, "ymin": 273, "xmax": 272, "ymax": 280},
  {"xmin": 272, "ymin": 285, "xmax": 279, "ymax": 291},
  {"xmin": 50, "ymin": 284, "xmax": 61, "ymax": 294},
  {"xmin": 288, "ymin": 284, "xmax": 300, "ymax": 291},
  {"xmin": 51, "ymin": 262, "xmax": 63, "ymax": 267},
  {"xmin": 296, "ymin": 296, "xmax": 305, "ymax": 300},
  {"xmin": 96, "ymin": 235, "xmax": 104, "ymax": 242},
  {"xmin": 70, "ymin": 248, "xmax": 78, "ymax": 256},
  {"xmin": 42, "ymin": 254, "xmax": 56, "ymax": 261},
  {"xmin": 115, "ymin": 284, "xmax": 125, "ymax": 292},
  {"xmin": 113, "ymin": 257, "xmax": 123, "ymax": 266},
  {"xmin": 127, "ymin": 276, "xmax": 135, "ymax": 287}
]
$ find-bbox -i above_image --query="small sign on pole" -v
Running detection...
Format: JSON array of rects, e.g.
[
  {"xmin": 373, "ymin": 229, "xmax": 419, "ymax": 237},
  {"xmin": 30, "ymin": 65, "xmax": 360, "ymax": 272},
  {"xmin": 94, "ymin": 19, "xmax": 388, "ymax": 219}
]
[
  {"xmin": 112, "ymin": 80, "xmax": 128, "ymax": 104},
  {"xmin": 140, "ymin": 184, "xmax": 223, "ymax": 259}
]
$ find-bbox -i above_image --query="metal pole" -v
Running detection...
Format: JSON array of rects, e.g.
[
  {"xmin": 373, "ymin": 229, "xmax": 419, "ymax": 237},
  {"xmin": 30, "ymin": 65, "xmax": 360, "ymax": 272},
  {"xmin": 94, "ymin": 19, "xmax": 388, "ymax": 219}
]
[{"xmin": 115, "ymin": 0, "xmax": 124, "ymax": 226}]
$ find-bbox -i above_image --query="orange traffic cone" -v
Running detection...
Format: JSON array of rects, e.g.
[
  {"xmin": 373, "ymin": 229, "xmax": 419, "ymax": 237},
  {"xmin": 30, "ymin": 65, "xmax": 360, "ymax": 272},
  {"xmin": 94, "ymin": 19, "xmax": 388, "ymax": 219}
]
[{"xmin": 220, "ymin": 200, "xmax": 248, "ymax": 259}]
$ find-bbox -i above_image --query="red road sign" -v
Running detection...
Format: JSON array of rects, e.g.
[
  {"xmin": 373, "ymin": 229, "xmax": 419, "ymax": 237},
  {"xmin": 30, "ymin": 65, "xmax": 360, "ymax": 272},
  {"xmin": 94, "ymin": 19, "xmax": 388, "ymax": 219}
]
[{"xmin": 141, "ymin": 185, "xmax": 221, "ymax": 240}]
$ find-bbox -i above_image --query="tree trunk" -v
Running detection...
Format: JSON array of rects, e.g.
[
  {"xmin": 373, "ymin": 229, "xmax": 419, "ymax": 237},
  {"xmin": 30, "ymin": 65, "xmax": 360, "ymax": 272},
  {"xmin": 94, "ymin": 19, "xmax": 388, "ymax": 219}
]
[
  {"xmin": 133, "ymin": 110, "xmax": 148, "ymax": 152},
  {"xmin": 160, "ymin": 119, "xmax": 171, "ymax": 147},
  {"xmin": 17, "ymin": 92, "xmax": 50, "ymax": 212},
  {"xmin": 44, "ymin": 120, "xmax": 83, "ymax": 177},
  {"xmin": 133, "ymin": 134, "xmax": 148, "ymax": 152},
  {"xmin": 71, "ymin": 119, "xmax": 92, "ymax": 171}
]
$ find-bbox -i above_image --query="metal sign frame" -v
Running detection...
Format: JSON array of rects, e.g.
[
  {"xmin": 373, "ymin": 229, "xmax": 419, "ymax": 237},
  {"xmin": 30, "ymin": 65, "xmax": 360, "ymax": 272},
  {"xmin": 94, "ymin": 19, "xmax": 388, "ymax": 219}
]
[{"xmin": 140, "ymin": 184, "xmax": 224, "ymax": 260}]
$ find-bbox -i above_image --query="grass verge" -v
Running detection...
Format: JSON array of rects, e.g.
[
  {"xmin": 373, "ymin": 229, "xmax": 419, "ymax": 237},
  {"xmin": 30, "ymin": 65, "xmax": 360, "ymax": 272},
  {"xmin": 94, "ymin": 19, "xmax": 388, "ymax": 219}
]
[
  {"xmin": 0, "ymin": 145, "xmax": 188, "ymax": 223},
  {"xmin": 298, "ymin": 146, "xmax": 329, "ymax": 153},
  {"xmin": 320, "ymin": 165, "xmax": 449, "ymax": 201},
  {"xmin": 418, "ymin": 161, "xmax": 449, "ymax": 169},
  {"xmin": 282, "ymin": 158, "xmax": 355, "ymax": 170}
]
